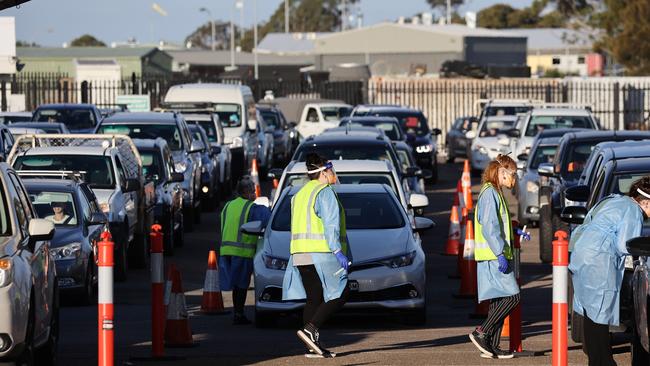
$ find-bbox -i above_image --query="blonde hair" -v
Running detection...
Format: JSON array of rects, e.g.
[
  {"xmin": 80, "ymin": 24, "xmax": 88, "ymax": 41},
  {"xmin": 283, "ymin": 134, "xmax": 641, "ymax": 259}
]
[{"xmin": 482, "ymin": 154, "xmax": 517, "ymax": 191}]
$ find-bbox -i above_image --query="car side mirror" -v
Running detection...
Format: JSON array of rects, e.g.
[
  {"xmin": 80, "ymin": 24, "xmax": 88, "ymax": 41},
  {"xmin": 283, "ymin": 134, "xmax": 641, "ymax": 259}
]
[
  {"xmin": 537, "ymin": 163, "xmax": 555, "ymax": 177},
  {"xmin": 565, "ymin": 185, "xmax": 590, "ymax": 202},
  {"xmin": 211, "ymin": 146, "xmax": 222, "ymax": 155},
  {"xmin": 413, "ymin": 217, "xmax": 435, "ymax": 233},
  {"xmin": 432, "ymin": 128, "xmax": 442, "ymax": 136},
  {"xmin": 409, "ymin": 193, "xmax": 429, "ymax": 210},
  {"xmin": 123, "ymin": 178, "xmax": 141, "ymax": 193},
  {"xmin": 465, "ymin": 130, "xmax": 477, "ymax": 139},
  {"xmin": 268, "ymin": 168, "xmax": 283, "ymax": 180},
  {"xmin": 560, "ymin": 206, "xmax": 587, "ymax": 224},
  {"xmin": 170, "ymin": 172, "xmax": 184, "ymax": 183},
  {"xmin": 403, "ymin": 166, "xmax": 422, "ymax": 178},
  {"xmin": 28, "ymin": 218, "xmax": 55, "ymax": 243},
  {"xmin": 87, "ymin": 212, "xmax": 107, "ymax": 226},
  {"xmin": 516, "ymin": 160, "xmax": 526, "ymax": 170},
  {"xmin": 506, "ymin": 129, "xmax": 521, "ymax": 138},
  {"xmin": 240, "ymin": 220, "xmax": 264, "ymax": 236},
  {"xmin": 626, "ymin": 236, "xmax": 650, "ymax": 257},
  {"xmin": 247, "ymin": 119, "xmax": 257, "ymax": 131},
  {"xmin": 517, "ymin": 153, "xmax": 528, "ymax": 162},
  {"xmin": 289, "ymin": 121, "xmax": 297, "ymax": 128},
  {"xmin": 189, "ymin": 140, "xmax": 205, "ymax": 153}
]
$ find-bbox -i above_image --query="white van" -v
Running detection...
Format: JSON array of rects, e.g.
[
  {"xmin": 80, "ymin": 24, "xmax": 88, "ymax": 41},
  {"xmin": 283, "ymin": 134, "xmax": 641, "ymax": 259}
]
[{"xmin": 164, "ymin": 83, "xmax": 258, "ymax": 179}]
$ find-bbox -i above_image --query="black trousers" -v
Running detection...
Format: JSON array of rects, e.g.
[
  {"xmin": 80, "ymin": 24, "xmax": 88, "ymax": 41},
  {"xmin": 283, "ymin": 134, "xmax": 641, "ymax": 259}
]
[
  {"xmin": 298, "ymin": 265, "xmax": 349, "ymax": 328},
  {"xmin": 583, "ymin": 311, "xmax": 616, "ymax": 366},
  {"xmin": 480, "ymin": 293, "xmax": 521, "ymax": 349},
  {"xmin": 232, "ymin": 287, "xmax": 248, "ymax": 316}
]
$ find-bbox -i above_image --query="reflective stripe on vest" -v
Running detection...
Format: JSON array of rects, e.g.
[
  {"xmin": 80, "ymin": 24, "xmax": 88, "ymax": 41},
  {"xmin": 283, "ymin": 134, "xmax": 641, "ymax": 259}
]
[
  {"xmin": 474, "ymin": 183, "xmax": 513, "ymax": 261},
  {"xmin": 290, "ymin": 180, "xmax": 347, "ymax": 254},
  {"xmin": 220, "ymin": 197, "xmax": 257, "ymax": 258}
]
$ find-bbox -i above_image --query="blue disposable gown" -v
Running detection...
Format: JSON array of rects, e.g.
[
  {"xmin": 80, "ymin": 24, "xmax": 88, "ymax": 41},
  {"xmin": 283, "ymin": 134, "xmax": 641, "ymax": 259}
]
[
  {"xmin": 476, "ymin": 186, "xmax": 520, "ymax": 302},
  {"xmin": 282, "ymin": 186, "xmax": 348, "ymax": 302},
  {"xmin": 569, "ymin": 195, "xmax": 643, "ymax": 326}
]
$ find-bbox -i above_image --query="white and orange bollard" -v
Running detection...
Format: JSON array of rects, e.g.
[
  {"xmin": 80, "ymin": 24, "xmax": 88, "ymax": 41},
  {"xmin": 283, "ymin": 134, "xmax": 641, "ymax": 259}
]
[
  {"xmin": 98, "ymin": 229, "xmax": 114, "ymax": 366},
  {"xmin": 552, "ymin": 230, "xmax": 569, "ymax": 366},
  {"xmin": 150, "ymin": 224, "xmax": 165, "ymax": 358}
]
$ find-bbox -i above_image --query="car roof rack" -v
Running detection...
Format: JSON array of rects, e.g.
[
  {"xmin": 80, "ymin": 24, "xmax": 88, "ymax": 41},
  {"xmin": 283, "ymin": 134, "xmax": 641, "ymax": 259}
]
[
  {"xmin": 16, "ymin": 170, "xmax": 86, "ymax": 182},
  {"xmin": 536, "ymin": 103, "xmax": 592, "ymax": 111}
]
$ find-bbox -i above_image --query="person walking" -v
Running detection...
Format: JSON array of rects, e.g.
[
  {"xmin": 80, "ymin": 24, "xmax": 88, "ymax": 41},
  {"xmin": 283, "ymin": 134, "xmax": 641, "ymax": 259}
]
[
  {"xmin": 468, "ymin": 154, "xmax": 531, "ymax": 359},
  {"xmin": 569, "ymin": 176, "xmax": 650, "ymax": 366},
  {"xmin": 219, "ymin": 176, "xmax": 270, "ymax": 325},
  {"xmin": 282, "ymin": 153, "xmax": 350, "ymax": 358}
]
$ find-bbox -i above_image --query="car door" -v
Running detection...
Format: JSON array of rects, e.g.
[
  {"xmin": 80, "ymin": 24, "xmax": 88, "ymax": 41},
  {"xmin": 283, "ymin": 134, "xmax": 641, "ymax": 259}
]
[
  {"xmin": 80, "ymin": 185, "xmax": 103, "ymax": 259},
  {"xmin": 114, "ymin": 155, "xmax": 137, "ymax": 230}
]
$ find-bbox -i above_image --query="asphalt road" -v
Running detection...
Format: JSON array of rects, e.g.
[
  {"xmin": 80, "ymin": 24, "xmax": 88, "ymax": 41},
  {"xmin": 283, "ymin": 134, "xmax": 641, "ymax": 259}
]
[{"xmin": 57, "ymin": 161, "xmax": 633, "ymax": 366}]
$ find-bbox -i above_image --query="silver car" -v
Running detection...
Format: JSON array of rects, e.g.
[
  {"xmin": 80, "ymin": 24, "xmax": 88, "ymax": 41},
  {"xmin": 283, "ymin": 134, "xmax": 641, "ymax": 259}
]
[
  {"xmin": 468, "ymin": 116, "xmax": 518, "ymax": 173},
  {"xmin": 248, "ymin": 184, "xmax": 434, "ymax": 327}
]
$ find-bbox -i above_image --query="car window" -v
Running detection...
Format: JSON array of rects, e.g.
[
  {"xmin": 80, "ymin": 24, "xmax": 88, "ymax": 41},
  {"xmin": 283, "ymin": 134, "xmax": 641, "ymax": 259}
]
[
  {"xmin": 14, "ymin": 155, "xmax": 116, "ymax": 189},
  {"xmin": 295, "ymin": 144, "xmax": 396, "ymax": 168},
  {"xmin": 479, "ymin": 119, "xmax": 515, "ymax": 137},
  {"xmin": 371, "ymin": 111, "xmax": 430, "ymax": 137},
  {"xmin": 306, "ymin": 108, "xmax": 319, "ymax": 123},
  {"xmin": 586, "ymin": 155, "xmax": 604, "ymax": 186},
  {"xmin": 77, "ymin": 191, "xmax": 92, "ymax": 222},
  {"xmin": 587, "ymin": 168, "xmax": 606, "ymax": 209},
  {"xmin": 33, "ymin": 108, "xmax": 96, "ymax": 130},
  {"xmin": 561, "ymin": 142, "xmax": 598, "ymax": 180},
  {"xmin": 260, "ymin": 111, "xmax": 281, "ymax": 128},
  {"xmin": 140, "ymin": 151, "xmax": 164, "ymax": 184},
  {"xmin": 321, "ymin": 106, "xmax": 352, "ymax": 121},
  {"xmin": 283, "ymin": 173, "xmax": 398, "ymax": 198},
  {"xmin": 8, "ymin": 173, "xmax": 33, "ymax": 237},
  {"xmin": 0, "ymin": 180, "xmax": 11, "ymax": 236},
  {"xmin": 345, "ymin": 122, "xmax": 403, "ymax": 141},
  {"xmin": 397, "ymin": 150, "xmax": 411, "ymax": 172},
  {"xmin": 98, "ymin": 124, "xmax": 184, "ymax": 151},
  {"xmin": 2, "ymin": 130, "xmax": 13, "ymax": 153},
  {"xmin": 114, "ymin": 156, "xmax": 127, "ymax": 185},
  {"xmin": 80, "ymin": 185, "xmax": 99, "ymax": 213},
  {"xmin": 485, "ymin": 106, "xmax": 533, "ymax": 117},
  {"xmin": 525, "ymin": 115, "xmax": 594, "ymax": 137},
  {"xmin": 28, "ymin": 190, "xmax": 79, "ymax": 226},
  {"xmin": 272, "ymin": 192, "xmax": 405, "ymax": 231},
  {"xmin": 215, "ymin": 104, "xmax": 242, "ymax": 128},
  {"xmin": 609, "ymin": 173, "xmax": 650, "ymax": 196},
  {"xmin": 187, "ymin": 120, "xmax": 218, "ymax": 143},
  {"xmin": 530, "ymin": 145, "xmax": 557, "ymax": 169}
]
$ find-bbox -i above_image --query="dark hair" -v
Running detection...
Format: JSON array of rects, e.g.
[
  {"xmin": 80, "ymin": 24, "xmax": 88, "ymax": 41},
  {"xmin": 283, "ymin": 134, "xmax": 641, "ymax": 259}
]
[
  {"xmin": 629, "ymin": 176, "xmax": 650, "ymax": 203},
  {"xmin": 236, "ymin": 176, "xmax": 255, "ymax": 197},
  {"xmin": 482, "ymin": 154, "xmax": 517, "ymax": 191},
  {"xmin": 306, "ymin": 153, "xmax": 327, "ymax": 180}
]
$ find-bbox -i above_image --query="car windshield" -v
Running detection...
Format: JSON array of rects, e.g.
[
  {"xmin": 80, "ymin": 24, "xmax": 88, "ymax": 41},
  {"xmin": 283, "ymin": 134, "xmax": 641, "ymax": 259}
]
[
  {"xmin": 33, "ymin": 108, "xmax": 96, "ymax": 130},
  {"xmin": 369, "ymin": 112, "xmax": 430, "ymax": 137},
  {"xmin": 485, "ymin": 106, "xmax": 533, "ymax": 117},
  {"xmin": 0, "ymin": 182, "xmax": 11, "ymax": 236},
  {"xmin": 215, "ymin": 104, "xmax": 242, "ymax": 128},
  {"xmin": 530, "ymin": 145, "xmax": 557, "ymax": 169},
  {"xmin": 14, "ymin": 155, "xmax": 116, "ymax": 189},
  {"xmin": 344, "ymin": 122, "xmax": 403, "ymax": 141},
  {"xmin": 140, "ymin": 151, "xmax": 164, "ymax": 184},
  {"xmin": 97, "ymin": 124, "xmax": 183, "ymax": 151},
  {"xmin": 561, "ymin": 142, "xmax": 598, "ymax": 180},
  {"xmin": 186, "ymin": 120, "xmax": 218, "ymax": 143},
  {"xmin": 28, "ymin": 190, "xmax": 78, "ymax": 226},
  {"xmin": 295, "ymin": 144, "xmax": 395, "ymax": 167},
  {"xmin": 260, "ymin": 111, "xmax": 281, "ymax": 128},
  {"xmin": 0, "ymin": 115, "xmax": 31, "ymax": 124},
  {"xmin": 321, "ymin": 106, "xmax": 352, "ymax": 121},
  {"xmin": 397, "ymin": 150, "xmax": 412, "ymax": 172},
  {"xmin": 272, "ymin": 192, "xmax": 404, "ymax": 231},
  {"xmin": 525, "ymin": 115, "xmax": 594, "ymax": 137},
  {"xmin": 284, "ymin": 173, "xmax": 397, "ymax": 197},
  {"xmin": 479, "ymin": 120, "xmax": 515, "ymax": 137}
]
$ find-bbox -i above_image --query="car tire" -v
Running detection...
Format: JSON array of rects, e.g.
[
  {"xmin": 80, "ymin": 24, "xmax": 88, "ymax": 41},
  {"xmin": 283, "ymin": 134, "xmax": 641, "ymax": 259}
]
[
  {"xmin": 114, "ymin": 225, "xmax": 128, "ymax": 282},
  {"xmin": 17, "ymin": 298, "xmax": 35, "ymax": 366},
  {"xmin": 551, "ymin": 211, "xmax": 570, "ymax": 240},
  {"xmin": 517, "ymin": 203, "xmax": 529, "ymax": 226},
  {"xmin": 184, "ymin": 206, "xmax": 194, "ymax": 233},
  {"xmin": 36, "ymin": 283, "xmax": 59, "ymax": 366},
  {"xmin": 255, "ymin": 310, "xmax": 275, "ymax": 328},
  {"xmin": 631, "ymin": 310, "xmax": 650, "ymax": 366},
  {"xmin": 539, "ymin": 205, "xmax": 553, "ymax": 263},
  {"xmin": 403, "ymin": 307, "xmax": 427, "ymax": 326},
  {"xmin": 128, "ymin": 232, "xmax": 148, "ymax": 269},
  {"xmin": 81, "ymin": 263, "xmax": 96, "ymax": 305}
]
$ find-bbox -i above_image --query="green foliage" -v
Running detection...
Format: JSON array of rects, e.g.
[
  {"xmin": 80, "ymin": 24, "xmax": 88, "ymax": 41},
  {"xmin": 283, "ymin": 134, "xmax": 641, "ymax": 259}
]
[
  {"xmin": 426, "ymin": 0, "xmax": 464, "ymax": 10},
  {"xmin": 16, "ymin": 40, "xmax": 40, "ymax": 47},
  {"xmin": 70, "ymin": 34, "xmax": 106, "ymax": 47},
  {"xmin": 602, "ymin": 0, "xmax": 650, "ymax": 75},
  {"xmin": 184, "ymin": 21, "xmax": 235, "ymax": 50},
  {"xmin": 477, "ymin": 0, "xmax": 566, "ymax": 29}
]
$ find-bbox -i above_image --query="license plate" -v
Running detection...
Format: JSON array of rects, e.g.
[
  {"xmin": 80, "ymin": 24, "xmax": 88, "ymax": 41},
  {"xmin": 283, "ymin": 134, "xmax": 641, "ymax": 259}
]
[{"xmin": 348, "ymin": 280, "xmax": 359, "ymax": 291}]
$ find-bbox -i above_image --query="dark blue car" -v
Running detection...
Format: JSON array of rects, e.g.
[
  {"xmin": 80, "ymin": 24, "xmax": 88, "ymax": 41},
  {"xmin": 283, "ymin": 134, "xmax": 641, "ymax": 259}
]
[{"xmin": 32, "ymin": 103, "xmax": 103, "ymax": 133}]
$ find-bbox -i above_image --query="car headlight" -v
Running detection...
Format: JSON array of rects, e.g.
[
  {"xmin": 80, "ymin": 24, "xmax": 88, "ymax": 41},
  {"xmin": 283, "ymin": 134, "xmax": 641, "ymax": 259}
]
[
  {"xmin": 624, "ymin": 255, "xmax": 634, "ymax": 270},
  {"xmin": 230, "ymin": 136, "xmax": 243, "ymax": 149},
  {"xmin": 50, "ymin": 242, "xmax": 82, "ymax": 261},
  {"xmin": 378, "ymin": 251, "xmax": 417, "ymax": 268},
  {"xmin": 262, "ymin": 254, "xmax": 288, "ymax": 270},
  {"xmin": 476, "ymin": 145, "xmax": 488, "ymax": 155},
  {"xmin": 415, "ymin": 144, "xmax": 433, "ymax": 154},
  {"xmin": 526, "ymin": 181, "xmax": 539, "ymax": 193},
  {"xmin": 0, "ymin": 259, "xmax": 12, "ymax": 287},
  {"xmin": 564, "ymin": 197, "xmax": 578, "ymax": 207},
  {"xmin": 99, "ymin": 202, "xmax": 110, "ymax": 213},
  {"xmin": 174, "ymin": 160, "xmax": 187, "ymax": 174},
  {"xmin": 289, "ymin": 130, "xmax": 296, "ymax": 138}
]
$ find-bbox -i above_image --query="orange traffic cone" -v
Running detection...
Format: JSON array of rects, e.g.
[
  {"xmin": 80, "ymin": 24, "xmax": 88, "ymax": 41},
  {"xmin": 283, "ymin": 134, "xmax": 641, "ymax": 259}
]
[
  {"xmin": 501, "ymin": 315, "xmax": 511, "ymax": 337},
  {"xmin": 455, "ymin": 180, "xmax": 464, "ymax": 208},
  {"xmin": 251, "ymin": 159, "xmax": 261, "ymax": 198},
  {"xmin": 165, "ymin": 267, "xmax": 194, "ymax": 347},
  {"xmin": 445, "ymin": 205, "xmax": 461, "ymax": 256},
  {"xmin": 163, "ymin": 263, "xmax": 176, "ymax": 311},
  {"xmin": 462, "ymin": 160, "xmax": 473, "ymax": 210},
  {"xmin": 449, "ymin": 207, "xmax": 468, "ymax": 279},
  {"xmin": 201, "ymin": 250, "xmax": 227, "ymax": 315},
  {"xmin": 455, "ymin": 218, "xmax": 477, "ymax": 298}
]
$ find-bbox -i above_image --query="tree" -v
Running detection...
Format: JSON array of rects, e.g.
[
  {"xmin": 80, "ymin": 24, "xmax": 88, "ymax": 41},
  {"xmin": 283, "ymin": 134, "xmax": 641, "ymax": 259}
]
[
  {"xmin": 602, "ymin": 0, "xmax": 650, "ymax": 74},
  {"xmin": 477, "ymin": 0, "xmax": 566, "ymax": 29},
  {"xmin": 184, "ymin": 21, "xmax": 236, "ymax": 50},
  {"xmin": 477, "ymin": 4, "xmax": 516, "ymax": 28},
  {"xmin": 16, "ymin": 40, "xmax": 40, "ymax": 47},
  {"xmin": 70, "ymin": 34, "xmax": 106, "ymax": 47},
  {"xmin": 426, "ymin": 0, "xmax": 464, "ymax": 11}
]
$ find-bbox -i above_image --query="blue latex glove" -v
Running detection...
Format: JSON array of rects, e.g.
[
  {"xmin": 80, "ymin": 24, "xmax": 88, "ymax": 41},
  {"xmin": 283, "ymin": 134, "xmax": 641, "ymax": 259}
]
[
  {"xmin": 334, "ymin": 251, "xmax": 349, "ymax": 271},
  {"xmin": 516, "ymin": 228, "xmax": 531, "ymax": 241},
  {"xmin": 497, "ymin": 254, "xmax": 509, "ymax": 273}
]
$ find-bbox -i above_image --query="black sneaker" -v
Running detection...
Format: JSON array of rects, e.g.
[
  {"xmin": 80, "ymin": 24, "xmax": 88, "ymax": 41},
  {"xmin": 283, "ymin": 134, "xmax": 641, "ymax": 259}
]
[
  {"xmin": 233, "ymin": 314, "xmax": 252, "ymax": 325},
  {"xmin": 480, "ymin": 347, "xmax": 514, "ymax": 359},
  {"xmin": 305, "ymin": 342, "xmax": 336, "ymax": 358},
  {"xmin": 297, "ymin": 325, "xmax": 323, "ymax": 356},
  {"xmin": 469, "ymin": 329, "xmax": 494, "ymax": 357}
]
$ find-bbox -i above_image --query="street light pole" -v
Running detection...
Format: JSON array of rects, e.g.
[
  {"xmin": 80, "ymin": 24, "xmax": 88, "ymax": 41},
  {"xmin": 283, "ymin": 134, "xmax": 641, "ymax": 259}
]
[
  {"xmin": 253, "ymin": 0, "xmax": 258, "ymax": 79},
  {"xmin": 230, "ymin": 4, "xmax": 235, "ymax": 68},
  {"xmin": 199, "ymin": 7, "xmax": 215, "ymax": 51},
  {"xmin": 285, "ymin": 0, "xmax": 289, "ymax": 33}
]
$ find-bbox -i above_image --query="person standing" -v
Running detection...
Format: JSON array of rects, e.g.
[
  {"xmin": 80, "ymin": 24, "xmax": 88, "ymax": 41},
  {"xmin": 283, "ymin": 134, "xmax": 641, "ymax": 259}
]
[
  {"xmin": 219, "ymin": 176, "xmax": 270, "ymax": 325},
  {"xmin": 569, "ymin": 176, "xmax": 650, "ymax": 366},
  {"xmin": 282, "ymin": 153, "xmax": 350, "ymax": 358},
  {"xmin": 469, "ymin": 154, "xmax": 531, "ymax": 359}
]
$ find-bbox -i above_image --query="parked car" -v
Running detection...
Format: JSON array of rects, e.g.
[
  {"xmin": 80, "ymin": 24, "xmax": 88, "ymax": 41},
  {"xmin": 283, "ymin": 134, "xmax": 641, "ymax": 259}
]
[
  {"xmin": 7, "ymin": 122, "xmax": 70, "ymax": 134},
  {"xmin": 257, "ymin": 104, "xmax": 293, "ymax": 163},
  {"xmin": 255, "ymin": 109, "xmax": 275, "ymax": 176},
  {"xmin": 0, "ymin": 124, "xmax": 15, "ymax": 161},
  {"xmin": 296, "ymin": 102, "xmax": 352, "ymax": 139},
  {"xmin": 32, "ymin": 103, "xmax": 103, "ymax": 133},
  {"xmin": 249, "ymin": 184, "xmax": 434, "ymax": 327},
  {"xmin": 7, "ymin": 127, "xmax": 46, "ymax": 139},
  {"xmin": 626, "ymin": 235, "xmax": 650, "ymax": 364},
  {"xmin": 188, "ymin": 124, "xmax": 220, "ymax": 209},
  {"xmin": 20, "ymin": 174, "xmax": 106, "ymax": 304},
  {"xmin": 0, "ymin": 112, "xmax": 32, "ymax": 124},
  {"xmin": 98, "ymin": 104, "xmax": 129, "ymax": 118},
  {"xmin": 394, "ymin": 140, "xmax": 430, "ymax": 197},
  {"xmin": 350, "ymin": 106, "xmax": 442, "ymax": 183},
  {"xmin": 339, "ymin": 116, "xmax": 405, "ymax": 142},
  {"xmin": 0, "ymin": 163, "xmax": 58, "ymax": 364},
  {"xmin": 445, "ymin": 116, "xmax": 478, "ymax": 162},
  {"xmin": 475, "ymin": 99, "xmax": 540, "ymax": 122},
  {"xmin": 133, "ymin": 138, "xmax": 185, "ymax": 254},
  {"xmin": 96, "ymin": 112, "xmax": 203, "ymax": 231},
  {"xmin": 468, "ymin": 116, "xmax": 518, "ymax": 174}
]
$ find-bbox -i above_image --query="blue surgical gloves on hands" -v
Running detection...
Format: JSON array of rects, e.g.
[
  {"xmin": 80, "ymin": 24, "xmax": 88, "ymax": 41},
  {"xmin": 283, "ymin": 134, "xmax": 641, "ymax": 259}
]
[
  {"xmin": 497, "ymin": 254, "xmax": 509, "ymax": 273},
  {"xmin": 334, "ymin": 250, "xmax": 350, "ymax": 271},
  {"xmin": 516, "ymin": 228, "xmax": 531, "ymax": 241}
]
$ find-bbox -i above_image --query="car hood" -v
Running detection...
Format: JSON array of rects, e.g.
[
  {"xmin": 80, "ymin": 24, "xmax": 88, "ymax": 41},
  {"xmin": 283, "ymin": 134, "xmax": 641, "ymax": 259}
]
[
  {"xmin": 93, "ymin": 189, "xmax": 115, "ymax": 205},
  {"xmin": 50, "ymin": 226, "xmax": 83, "ymax": 248},
  {"xmin": 223, "ymin": 127, "xmax": 244, "ymax": 145},
  {"xmin": 266, "ymin": 227, "xmax": 411, "ymax": 261},
  {"xmin": 473, "ymin": 136, "xmax": 512, "ymax": 151}
]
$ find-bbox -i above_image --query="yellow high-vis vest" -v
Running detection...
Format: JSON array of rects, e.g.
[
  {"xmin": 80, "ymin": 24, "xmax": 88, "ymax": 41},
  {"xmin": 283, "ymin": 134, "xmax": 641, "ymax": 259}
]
[
  {"xmin": 290, "ymin": 180, "xmax": 347, "ymax": 254},
  {"xmin": 474, "ymin": 183, "xmax": 513, "ymax": 261},
  {"xmin": 220, "ymin": 197, "xmax": 258, "ymax": 258}
]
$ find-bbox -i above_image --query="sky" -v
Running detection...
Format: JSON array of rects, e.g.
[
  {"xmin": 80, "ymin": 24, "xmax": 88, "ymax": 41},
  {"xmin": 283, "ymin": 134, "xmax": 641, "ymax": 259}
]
[{"xmin": 2, "ymin": 0, "xmax": 534, "ymax": 47}]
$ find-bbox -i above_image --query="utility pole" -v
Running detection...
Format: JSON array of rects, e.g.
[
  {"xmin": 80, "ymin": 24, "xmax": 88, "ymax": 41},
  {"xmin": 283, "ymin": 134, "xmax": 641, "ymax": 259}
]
[
  {"xmin": 285, "ymin": 0, "xmax": 289, "ymax": 33},
  {"xmin": 446, "ymin": 0, "xmax": 451, "ymax": 24},
  {"xmin": 230, "ymin": 4, "xmax": 235, "ymax": 68},
  {"xmin": 254, "ymin": 0, "xmax": 258, "ymax": 79},
  {"xmin": 199, "ymin": 7, "xmax": 215, "ymax": 51}
]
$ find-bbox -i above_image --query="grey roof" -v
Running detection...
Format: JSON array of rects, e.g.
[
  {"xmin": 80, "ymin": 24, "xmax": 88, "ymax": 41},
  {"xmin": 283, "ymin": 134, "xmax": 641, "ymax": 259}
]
[
  {"xmin": 257, "ymin": 32, "xmax": 329, "ymax": 54},
  {"xmin": 167, "ymin": 50, "xmax": 313, "ymax": 66},
  {"xmin": 505, "ymin": 28, "xmax": 593, "ymax": 52},
  {"xmin": 17, "ymin": 47, "xmax": 162, "ymax": 59},
  {"xmin": 398, "ymin": 23, "xmax": 525, "ymax": 38}
]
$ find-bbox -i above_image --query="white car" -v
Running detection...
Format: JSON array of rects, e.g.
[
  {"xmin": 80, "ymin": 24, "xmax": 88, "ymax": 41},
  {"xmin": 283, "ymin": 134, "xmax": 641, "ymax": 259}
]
[
  {"xmin": 296, "ymin": 102, "xmax": 353, "ymax": 139},
  {"xmin": 468, "ymin": 116, "xmax": 518, "ymax": 172}
]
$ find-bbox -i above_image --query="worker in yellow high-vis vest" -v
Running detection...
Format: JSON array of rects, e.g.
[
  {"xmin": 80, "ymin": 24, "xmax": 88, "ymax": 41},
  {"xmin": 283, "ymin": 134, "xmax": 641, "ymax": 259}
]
[
  {"xmin": 468, "ymin": 154, "xmax": 531, "ymax": 360},
  {"xmin": 282, "ymin": 153, "xmax": 350, "ymax": 359},
  {"xmin": 219, "ymin": 176, "xmax": 270, "ymax": 325}
]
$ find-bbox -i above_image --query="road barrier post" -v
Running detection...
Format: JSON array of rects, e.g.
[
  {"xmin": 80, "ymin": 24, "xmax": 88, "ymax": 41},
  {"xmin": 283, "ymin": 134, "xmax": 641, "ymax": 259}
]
[
  {"xmin": 509, "ymin": 221, "xmax": 523, "ymax": 352},
  {"xmin": 552, "ymin": 230, "xmax": 569, "ymax": 366},
  {"xmin": 98, "ymin": 229, "xmax": 114, "ymax": 366},
  {"xmin": 150, "ymin": 224, "xmax": 165, "ymax": 357}
]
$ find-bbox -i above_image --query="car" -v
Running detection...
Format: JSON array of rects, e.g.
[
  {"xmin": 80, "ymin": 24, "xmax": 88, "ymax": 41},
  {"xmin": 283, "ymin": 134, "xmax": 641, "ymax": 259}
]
[
  {"xmin": 511, "ymin": 105, "xmax": 601, "ymax": 161},
  {"xmin": 32, "ymin": 103, "xmax": 103, "ymax": 133},
  {"xmin": 338, "ymin": 116, "xmax": 405, "ymax": 142},
  {"xmin": 10, "ymin": 134, "xmax": 154, "ymax": 281},
  {"xmin": 133, "ymin": 138, "xmax": 185, "ymax": 254},
  {"xmin": 0, "ymin": 124, "xmax": 15, "ymax": 162},
  {"xmin": 0, "ymin": 163, "xmax": 58, "ymax": 364},
  {"xmin": 475, "ymin": 99, "xmax": 540, "ymax": 122},
  {"xmin": 7, "ymin": 126, "xmax": 46, "ymax": 139},
  {"xmin": 188, "ymin": 124, "xmax": 220, "ymax": 209},
  {"xmin": 439, "ymin": 60, "xmax": 486, "ymax": 78},
  {"xmin": 96, "ymin": 112, "xmax": 204, "ymax": 232},
  {"xmin": 257, "ymin": 104, "xmax": 293, "ymax": 163},
  {"xmin": 20, "ymin": 174, "xmax": 106, "ymax": 304},
  {"xmin": 249, "ymin": 184, "xmax": 434, "ymax": 327},
  {"xmin": 0, "ymin": 112, "xmax": 32, "ymax": 124},
  {"xmin": 537, "ymin": 131, "xmax": 650, "ymax": 263},
  {"xmin": 626, "ymin": 235, "xmax": 650, "ymax": 364},
  {"xmin": 98, "ymin": 104, "xmax": 129, "ymax": 118},
  {"xmin": 255, "ymin": 109, "xmax": 275, "ymax": 176},
  {"xmin": 296, "ymin": 102, "xmax": 353, "ymax": 138},
  {"xmin": 394, "ymin": 141, "xmax": 430, "ymax": 197},
  {"xmin": 7, "ymin": 122, "xmax": 70, "ymax": 134},
  {"xmin": 468, "ymin": 116, "xmax": 519, "ymax": 173},
  {"xmin": 350, "ymin": 106, "xmax": 442, "ymax": 183},
  {"xmin": 445, "ymin": 116, "xmax": 478, "ymax": 162}
]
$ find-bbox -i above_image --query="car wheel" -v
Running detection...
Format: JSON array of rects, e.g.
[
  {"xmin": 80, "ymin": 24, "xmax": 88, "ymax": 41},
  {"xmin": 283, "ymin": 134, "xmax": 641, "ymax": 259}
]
[
  {"xmin": 255, "ymin": 310, "xmax": 276, "ymax": 328},
  {"xmin": 128, "ymin": 232, "xmax": 148, "ymax": 269},
  {"xmin": 551, "ymin": 211, "xmax": 570, "ymax": 239},
  {"xmin": 114, "ymin": 225, "xmax": 128, "ymax": 282},
  {"xmin": 82, "ymin": 263, "xmax": 96, "ymax": 305},
  {"xmin": 538, "ymin": 205, "xmax": 553, "ymax": 263},
  {"xmin": 517, "ymin": 203, "xmax": 529, "ymax": 226},
  {"xmin": 631, "ymin": 310, "xmax": 650, "ymax": 366},
  {"xmin": 184, "ymin": 206, "xmax": 194, "ymax": 233},
  {"xmin": 446, "ymin": 145, "xmax": 455, "ymax": 163},
  {"xmin": 16, "ymin": 297, "xmax": 35, "ymax": 366},
  {"xmin": 36, "ymin": 283, "xmax": 59, "ymax": 366}
]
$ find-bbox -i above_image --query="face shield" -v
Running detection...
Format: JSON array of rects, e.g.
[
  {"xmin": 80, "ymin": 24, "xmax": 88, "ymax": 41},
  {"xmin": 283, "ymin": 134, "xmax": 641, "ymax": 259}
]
[{"xmin": 307, "ymin": 161, "xmax": 339, "ymax": 184}]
